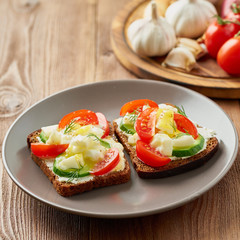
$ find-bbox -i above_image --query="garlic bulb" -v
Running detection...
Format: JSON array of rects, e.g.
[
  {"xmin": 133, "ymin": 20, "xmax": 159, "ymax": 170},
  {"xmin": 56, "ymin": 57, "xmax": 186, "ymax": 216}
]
[
  {"xmin": 162, "ymin": 47, "xmax": 196, "ymax": 72},
  {"xmin": 127, "ymin": 1, "xmax": 176, "ymax": 57},
  {"xmin": 165, "ymin": 0, "xmax": 217, "ymax": 38}
]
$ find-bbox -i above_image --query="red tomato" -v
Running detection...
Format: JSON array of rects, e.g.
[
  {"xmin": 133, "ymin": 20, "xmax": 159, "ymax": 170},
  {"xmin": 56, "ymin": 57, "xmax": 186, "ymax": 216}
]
[
  {"xmin": 217, "ymin": 35, "xmax": 240, "ymax": 75},
  {"xmin": 174, "ymin": 113, "xmax": 198, "ymax": 139},
  {"xmin": 205, "ymin": 17, "xmax": 240, "ymax": 58},
  {"xmin": 90, "ymin": 148, "xmax": 120, "ymax": 176},
  {"xmin": 58, "ymin": 109, "xmax": 99, "ymax": 129},
  {"xmin": 31, "ymin": 143, "xmax": 69, "ymax": 158},
  {"xmin": 136, "ymin": 140, "xmax": 171, "ymax": 167},
  {"xmin": 120, "ymin": 99, "xmax": 158, "ymax": 116},
  {"xmin": 96, "ymin": 112, "xmax": 110, "ymax": 138},
  {"xmin": 135, "ymin": 107, "xmax": 157, "ymax": 143}
]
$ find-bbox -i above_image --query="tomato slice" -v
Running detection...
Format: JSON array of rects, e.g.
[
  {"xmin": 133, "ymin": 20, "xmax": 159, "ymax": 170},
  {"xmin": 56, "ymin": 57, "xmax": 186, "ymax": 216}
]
[
  {"xmin": 31, "ymin": 143, "xmax": 69, "ymax": 158},
  {"xmin": 135, "ymin": 107, "xmax": 157, "ymax": 143},
  {"xmin": 136, "ymin": 140, "xmax": 171, "ymax": 167},
  {"xmin": 58, "ymin": 110, "xmax": 99, "ymax": 130},
  {"xmin": 90, "ymin": 148, "xmax": 120, "ymax": 176},
  {"xmin": 96, "ymin": 112, "xmax": 110, "ymax": 138},
  {"xmin": 174, "ymin": 113, "xmax": 198, "ymax": 139},
  {"xmin": 120, "ymin": 99, "xmax": 158, "ymax": 116}
]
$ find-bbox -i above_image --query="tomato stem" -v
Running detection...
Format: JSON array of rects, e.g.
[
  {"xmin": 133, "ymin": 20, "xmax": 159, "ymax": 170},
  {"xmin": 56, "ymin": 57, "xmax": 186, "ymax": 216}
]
[
  {"xmin": 215, "ymin": 14, "xmax": 240, "ymax": 26},
  {"xmin": 234, "ymin": 30, "xmax": 240, "ymax": 37},
  {"xmin": 231, "ymin": 3, "xmax": 240, "ymax": 14}
]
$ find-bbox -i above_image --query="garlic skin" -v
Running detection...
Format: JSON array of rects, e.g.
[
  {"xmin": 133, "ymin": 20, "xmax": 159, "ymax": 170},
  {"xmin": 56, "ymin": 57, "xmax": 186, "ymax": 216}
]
[
  {"xmin": 127, "ymin": 2, "xmax": 176, "ymax": 57},
  {"xmin": 162, "ymin": 47, "xmax": 196, "ymax": 72},
  {"xmin": 177, "ymin": 38, "xmax": 207, "ymax": 59},
  {"xmin": 165, "ymin": 0, "xmax": 217, "ymax": 38}
]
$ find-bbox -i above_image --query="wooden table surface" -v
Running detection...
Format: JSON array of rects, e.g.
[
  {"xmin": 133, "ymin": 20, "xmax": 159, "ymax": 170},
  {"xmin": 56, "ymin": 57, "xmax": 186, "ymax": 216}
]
[{"xmin": 1, "ymin": 0, "xmax": 240, "ymax": 239}]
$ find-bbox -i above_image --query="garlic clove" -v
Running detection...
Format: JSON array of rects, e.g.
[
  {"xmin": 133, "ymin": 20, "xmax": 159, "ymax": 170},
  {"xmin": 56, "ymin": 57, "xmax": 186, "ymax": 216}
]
[
  {"xmin": 176, "ymin": 38, "xmax": 207, "ymax": 59},
  {"xmin": 162, "ymin": 47, "xmax": 196, "ymax": 72}
]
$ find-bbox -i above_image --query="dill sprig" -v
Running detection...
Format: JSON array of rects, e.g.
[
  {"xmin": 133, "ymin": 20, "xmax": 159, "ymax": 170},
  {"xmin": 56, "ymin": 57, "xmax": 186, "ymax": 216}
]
[
  {"xmin": 128, "ymin": 112, "xmax": 138, "ymax": 123},
  {"xmin": 170, "ymin": 122, "xmax": 177, "ymax": 132},
  {"xmin": 66, "ymin": 169, "xmax": 81, "ymax": 183},
  {"xmin": 64, "ymin": 119, "xmax": 77, "ymax": 134},
  {"xmin": 176, "ymin": 105, "xmax": 187, "ymax": 117},
  {"xmin": 87, "ymin": 133, "xmax": 111, "ymax": 148}
]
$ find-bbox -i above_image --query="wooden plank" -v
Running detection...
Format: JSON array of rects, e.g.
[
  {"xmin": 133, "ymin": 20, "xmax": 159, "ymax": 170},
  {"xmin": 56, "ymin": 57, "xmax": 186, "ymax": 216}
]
[{"xmin": 1, "ymin": 0, "xmax": 240, "ymax": 239}]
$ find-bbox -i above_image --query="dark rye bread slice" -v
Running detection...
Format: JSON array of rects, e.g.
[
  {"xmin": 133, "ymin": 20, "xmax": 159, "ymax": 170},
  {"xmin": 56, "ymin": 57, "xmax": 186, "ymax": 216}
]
[
  {"xmin": 27, "ymin": 124, "xmax": 131, "ymax": 197},
  {"xmin": 113, "ymin": 121, "xmax": 219, "ymax": 179}
]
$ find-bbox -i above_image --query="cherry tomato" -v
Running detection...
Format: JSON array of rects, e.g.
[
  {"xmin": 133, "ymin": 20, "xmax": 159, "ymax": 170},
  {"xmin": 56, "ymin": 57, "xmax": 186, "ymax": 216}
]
[
  {"xmin": 58, "ymin": 109, "xmax": 99, "ymax": 130},
  {"xmin": 31, "ymin": 143, "xmax": 69, "ymax": 158},
  {"xmin": 136, "ymin": 140, "xmax": 171, "ymax": 167},
  {"xmin": 205, "ymin": 17, "xmax": 240, "ymax": 58},
  {"xmin": 135, "ymin": 107, "xmax": 157, "ymax": 143},
  {"xmin": 96, "ymin": 112, "xmax": 110, "ymax": 138},
  {"xmin": 217, "ymin": 34, "xmax": 240, "ymax": 75},
  {"xmin": 120, "ymin": 99, "xmax": 158, "ymax": 116},
  {"xmin": 174, "ymin": 113, "xmax": 198, "ymax": 139},
  {"xmin": 90, "ymin": 148, "xmax": 120, "ymax": 176}
]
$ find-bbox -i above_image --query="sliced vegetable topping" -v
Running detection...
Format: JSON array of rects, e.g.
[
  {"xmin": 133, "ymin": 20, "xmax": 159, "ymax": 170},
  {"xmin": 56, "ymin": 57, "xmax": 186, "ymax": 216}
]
[
  {"xmin": 58, "ymin": 110, "xmax": 99, "ymax": 130},
  {"xmin": 172, "ymin": 134, "xmax": 204, "ymax": 157},
  {"xmin": 90, "ymin": 148, "xmax": 120, "ymax": 176},
  {"xmin": 120, "ymin": 99, "xmax": 158, "ymax": 116},
  {"xmin": 136, "ymin": 140, "xmax": 171, "ymax": 167},
  {"xmin": 135, "ymin": 107, "xmax": 157, "ymax": 143},
  {"xmin": 96, "ymin": 112, "xmax": 110, "ymax": 138},
  {"xmin": 120, "ymin": 121, "xmax": 136, "ymax": 135},
  {"xmin": 174, "ymin": 113, "xmax": 198, "ymax": 139},
  {"xmin": 53, "ymin": 161, "xmax": 91, "ymax": 179},
  {"xmin": 31, "ymin": 143, "xmax": 69, "ymax": 158},
  {"xmin": 39, "ymin": 131, "xmax": 48, "ymax": 143}
]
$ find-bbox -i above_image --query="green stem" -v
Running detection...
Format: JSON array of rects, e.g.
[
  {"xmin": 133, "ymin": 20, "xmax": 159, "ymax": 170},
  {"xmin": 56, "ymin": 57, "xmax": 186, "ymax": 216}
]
[
  {"xmin": 234, "ymin": 30, "xmax": 240, "ymax": 37},
  {"xmin": 231, "ymin": 3, "xmax": 240, "ymax": 14},
  {"xmin": 215, "ymin": 15, "xmax": 240, "ymax": 26}
]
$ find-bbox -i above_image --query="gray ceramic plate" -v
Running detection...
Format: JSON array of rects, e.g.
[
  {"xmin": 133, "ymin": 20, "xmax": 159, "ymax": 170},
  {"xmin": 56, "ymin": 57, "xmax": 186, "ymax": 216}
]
[{"xmin": 2, "ymin": 80, "xmax": 238, "ymax": 218}]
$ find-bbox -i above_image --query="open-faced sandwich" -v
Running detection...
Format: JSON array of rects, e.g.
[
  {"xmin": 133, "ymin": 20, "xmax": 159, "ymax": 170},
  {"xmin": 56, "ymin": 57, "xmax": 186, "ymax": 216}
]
[
  {"xmin": 27, "ymin": 110, "xmax": 130, "ymax": 196},
  {"xmin": 113, "ymin": 99, "xmax": 219, "ymax": 178}
]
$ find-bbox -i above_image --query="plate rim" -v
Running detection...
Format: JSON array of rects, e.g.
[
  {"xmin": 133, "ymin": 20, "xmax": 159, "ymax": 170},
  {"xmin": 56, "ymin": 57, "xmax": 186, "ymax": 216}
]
[{"xmin": 2, "ymin": 79, "xmax": 239, "ymax": 218}]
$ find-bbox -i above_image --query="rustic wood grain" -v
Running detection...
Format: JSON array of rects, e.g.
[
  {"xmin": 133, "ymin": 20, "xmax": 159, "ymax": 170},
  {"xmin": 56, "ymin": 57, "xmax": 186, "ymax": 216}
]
[
  {"xmin": 1, "ymin": 0, "xmax": 240, "ymax": 239},
  {"xmin": 110, "ymin": 0, "xmax": 240, "ymax": 99}
]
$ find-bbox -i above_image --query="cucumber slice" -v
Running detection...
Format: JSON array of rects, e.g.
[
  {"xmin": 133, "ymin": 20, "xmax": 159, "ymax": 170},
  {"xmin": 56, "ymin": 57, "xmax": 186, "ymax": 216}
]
[
  {"xmin": 172, "ymin": 134, "xmax": 204, "ymax": 157},
  {"xmin": 39, "ymin": 131, "xmax": 48, "ymax": 143},
  {"xmin": 53, "ymin": 160, "xmax": 90, "ymax": 178},
  {"xmin": 120, "ymin": 120, "xmax": 136, "ymax": 135}
]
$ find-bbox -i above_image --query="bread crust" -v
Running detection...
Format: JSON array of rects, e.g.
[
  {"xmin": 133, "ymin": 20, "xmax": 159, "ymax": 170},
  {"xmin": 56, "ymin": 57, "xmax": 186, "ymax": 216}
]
[
  {"xmin": 27, "ymin": 124, "xmax": 131, "ymax": 197},
  {"xmin": 113, "ymin": 121, "xmax": 219, "ymax": 178}
]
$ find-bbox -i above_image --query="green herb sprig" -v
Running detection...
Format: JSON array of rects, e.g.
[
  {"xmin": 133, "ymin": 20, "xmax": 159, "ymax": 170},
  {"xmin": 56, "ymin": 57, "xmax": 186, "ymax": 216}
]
[
  {"xmin": 87, "ymin": 133, "xmax": 110, "ymax": 148},
  {"xmin": 176, "ymin": 105, "xmax": 187, "ymax": 117},
  {"xmin": 64, "ymin": 119, "xmax": 77, "ymax": 134},
  {"xmin": 66, "ymin": 169, "xmax": 81, "ymax": 183}
]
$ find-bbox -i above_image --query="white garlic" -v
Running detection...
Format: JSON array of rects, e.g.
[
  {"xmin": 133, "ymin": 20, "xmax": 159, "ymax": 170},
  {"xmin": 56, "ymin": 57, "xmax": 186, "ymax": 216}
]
[
  {"xmin": 165, "ymin": 0, "xmax": 217, "ymax": 38},
  {"xmin": 127, "ymin": 1, "xmax": 176, "ymax": 57},
  {"xmin": 162, "ymin": 47, "xmax": 196, "ymax": 72},
  {"xmin": 177, "ymin": 38, "xmax": 207, "ymax": 59}
]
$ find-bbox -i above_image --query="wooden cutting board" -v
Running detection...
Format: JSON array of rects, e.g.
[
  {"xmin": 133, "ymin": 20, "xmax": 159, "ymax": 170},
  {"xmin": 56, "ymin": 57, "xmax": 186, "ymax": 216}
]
[{"xmin": 110, "ymin": 0, "xmax": 240, "ymax": 99}]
